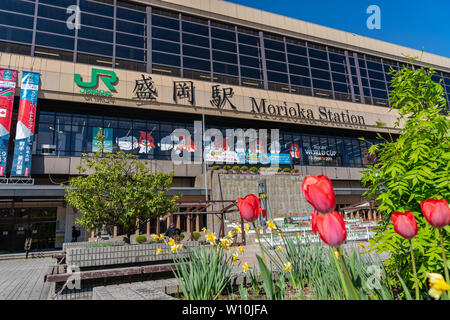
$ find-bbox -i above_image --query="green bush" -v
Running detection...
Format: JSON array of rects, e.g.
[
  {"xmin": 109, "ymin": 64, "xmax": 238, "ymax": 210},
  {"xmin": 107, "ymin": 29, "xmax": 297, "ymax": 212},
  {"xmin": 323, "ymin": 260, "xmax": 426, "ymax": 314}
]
[
  {"xmin": 179, "ymin": 233, "xmax": 185, "ymax": 240},
  {"xmin": 232, "ymin": 165, "xmax": 240, "ymax": 171},
  {"xmin": 192, "ymin": 232, "xmax": 201, "ymax": 240},
  {"xmin": 135, "ymin": 235, "xmax": 147, "ymax": 244},
  {"xmin": 277, "ymin": 167, "xmax": 282, "ymax": 172},
  {"xmin": 87, "ymin": 243, "xmax": 113, "ymax": 248},
  {"xmin": 223, "ymin": 165, "xmax": 232, "ymax": 170},
  {"xmin": 291, "ymin": 168, "xmax": 299, "ymax": 173},
  {"xmin": 249, "ymin": 167, "xmax": 258, "ymax": 173},
  {"xmin": 283, "ymin": 168, "xmax": 291, "ymax": 172},
  {"xmin": 211, "ymin": 165, "xmax": 220, "ymax": 170},
  {"xmin": 240, "ymin": 166, "xmax": 249, "ymax": 171}
]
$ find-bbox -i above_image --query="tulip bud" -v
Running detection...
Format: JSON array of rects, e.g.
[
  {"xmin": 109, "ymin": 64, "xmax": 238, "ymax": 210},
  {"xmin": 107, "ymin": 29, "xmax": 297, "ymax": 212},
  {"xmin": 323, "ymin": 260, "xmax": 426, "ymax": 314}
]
[
  {"xmin": 315, "ymin": 211, "xmax": 347, "ymax": 247},
  {"xmin": 237, "ymin": 194, "xmax": 264, "ymax": 223},
  {"xmin": 420, "ymin": 199, "xmax": 450, "ymax": 229},
  {"xmin": 391, "ymin": 211, "xmax": 418, "ymax": 240},
  {"xmin": 302, "ymin": 175, "xmax": 336, "ymax": 213}
]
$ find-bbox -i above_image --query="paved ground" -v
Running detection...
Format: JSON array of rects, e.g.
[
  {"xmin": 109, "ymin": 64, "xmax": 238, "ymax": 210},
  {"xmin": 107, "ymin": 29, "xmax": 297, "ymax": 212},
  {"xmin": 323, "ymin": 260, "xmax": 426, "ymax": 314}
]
[{"xmin": 0, "ymin": 257, "xmax": 55, "ymax": 300}]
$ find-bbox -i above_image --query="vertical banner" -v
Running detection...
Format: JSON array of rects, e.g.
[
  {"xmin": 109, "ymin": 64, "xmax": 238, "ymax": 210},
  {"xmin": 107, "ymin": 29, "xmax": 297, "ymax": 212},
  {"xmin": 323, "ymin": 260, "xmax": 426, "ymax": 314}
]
[
  {"xmin": 0, "ymin": 69, "xmax": 17, "ymax": 176},
  {"xmin": 11, "ymin": 72, "xmax": 40, "ymax": 177}
]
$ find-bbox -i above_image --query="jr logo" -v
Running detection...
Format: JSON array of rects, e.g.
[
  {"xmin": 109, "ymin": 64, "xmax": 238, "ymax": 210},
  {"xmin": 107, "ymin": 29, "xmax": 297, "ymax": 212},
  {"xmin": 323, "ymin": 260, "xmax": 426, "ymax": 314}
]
[{"xmin": 74, "ymin": 68, "xmax": 118, "ymax": 91}]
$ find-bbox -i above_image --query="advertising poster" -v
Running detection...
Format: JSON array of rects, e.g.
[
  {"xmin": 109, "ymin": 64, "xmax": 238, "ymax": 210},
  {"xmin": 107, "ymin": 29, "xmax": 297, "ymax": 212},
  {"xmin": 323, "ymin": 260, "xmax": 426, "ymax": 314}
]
[
  {"xmin": 11, "ymin": 72, "xmax": 40, "ymax": 177},
  {"xmin": 0, "ymin": 69, "xmax": 17, "ymax": 176},
  {"xmin": 92, "ymin": 127, "xmax": 113, "ymax": 153}
]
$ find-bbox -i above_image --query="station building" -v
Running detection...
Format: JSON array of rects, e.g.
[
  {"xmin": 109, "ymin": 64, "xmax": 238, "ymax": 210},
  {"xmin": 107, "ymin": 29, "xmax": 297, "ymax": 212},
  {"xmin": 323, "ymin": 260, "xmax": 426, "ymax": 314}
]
[{"xmin": 0, "ymin": 0, "xmax": 449, "ymax": 251}]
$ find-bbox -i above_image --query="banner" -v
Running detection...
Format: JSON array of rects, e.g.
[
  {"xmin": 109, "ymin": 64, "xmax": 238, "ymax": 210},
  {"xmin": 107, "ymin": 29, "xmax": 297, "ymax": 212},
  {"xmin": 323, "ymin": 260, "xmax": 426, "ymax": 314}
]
[
  {"xmin": 92, "ymin": 127, "xmax": 113, "ymax": 153},
  {"xmin": 205, "ymin": 149, "xmax": 291, "ymax": 165},
  {"xmin": 0, "ymin": 69, "xmax": 17, "ymax": 176},
  {"xmin": 11, "ymin": 72, "xmax": 40, "ymax": 177}
]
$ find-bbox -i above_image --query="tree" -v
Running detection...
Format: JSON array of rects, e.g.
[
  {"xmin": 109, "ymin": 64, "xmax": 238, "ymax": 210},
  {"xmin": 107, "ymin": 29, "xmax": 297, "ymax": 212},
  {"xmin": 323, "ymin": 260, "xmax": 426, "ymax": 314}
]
[
  {"xmin": 64, "ymin": 129, "xmax": 179, "ymax": 243},
  {"xmin": 361, "ymin": 59, "xmax": 450, "ymax": 296}
]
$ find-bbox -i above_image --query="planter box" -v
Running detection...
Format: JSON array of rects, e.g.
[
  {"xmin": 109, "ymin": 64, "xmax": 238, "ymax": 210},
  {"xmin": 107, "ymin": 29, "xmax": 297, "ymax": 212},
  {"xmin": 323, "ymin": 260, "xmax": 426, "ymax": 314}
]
[{"xmin": 63, "ymin": 240, "xmax": 124, "ymax": 251}]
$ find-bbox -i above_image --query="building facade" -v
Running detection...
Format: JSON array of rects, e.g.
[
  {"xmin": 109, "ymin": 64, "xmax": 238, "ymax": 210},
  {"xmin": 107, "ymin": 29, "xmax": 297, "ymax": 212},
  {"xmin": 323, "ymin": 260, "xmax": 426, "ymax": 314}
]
[{"xmin": 0, "ymin": 0, "xmax": 449, "ymax": 251}]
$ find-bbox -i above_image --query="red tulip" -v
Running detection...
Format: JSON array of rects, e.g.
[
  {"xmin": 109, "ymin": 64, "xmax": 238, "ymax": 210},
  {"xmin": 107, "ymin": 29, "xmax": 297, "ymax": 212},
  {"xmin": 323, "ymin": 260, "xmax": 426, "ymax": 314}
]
[
  {"xmin": 237, "ymin": 194, "xmax": 265, "ymax": 223},
  {"xmin": 391, "ymin": 211, "xmax": 418, "ymax": 240},
  {"xmin": 302, "ymin": 175, "xmax": 336, "ymax": 213},
  {"xmin": 421, "ymin": 199, "xmax": 450, "ymax": 229},
  {"xmin": 311, "ymin": 210, "xmax": 318, "ymax": 235},
  {"xmin": 315, "ymin": 211, "xmax": 347, "ymax": 247}
]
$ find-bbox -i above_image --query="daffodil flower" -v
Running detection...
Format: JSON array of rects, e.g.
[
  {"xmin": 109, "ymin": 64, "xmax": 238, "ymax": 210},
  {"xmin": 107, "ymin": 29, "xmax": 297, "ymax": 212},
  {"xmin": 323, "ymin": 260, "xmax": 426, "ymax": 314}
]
[
  {"xmin": 177, "ymin": 244, "xmax": 183, "ymax": 250},
  {"xmin": 238, "ymin": 246, "xmax": 244, "ymax": 253},
  {"xmin": 296, "ymin": 232, "xmax": 301, "ymax": 237},
  {"xmin": 359, "ymin": 243, "xmax": 365, "ymax": 248},
  {"xmin": 334, "ymin": 251, "xmax": 339, "ymax": 258},
  {"xmin": 427, "ymin": 273, "xmax": 450, "ymax": 300},
  {"xmin": 226, "ymin": 231, "xmax": 234, "ymax": 239},
  {"xmin": 171, "ymin": 245, "xmax": 178, "ymax": 253},
  {"xmin": 159, "ymin": 234, "xmax": 166, "ymax": 239},
  {"xmin": 168, "ymin": 238, "xmax": 176, "ymax": 247},
  {"xmin": 277, "ymin": 245, "xmax": 283, "ymax": 252},
  {"xmin": 267, "ymin": 220, "xmax": 277, "ymax": 231},
  {"xmin": 244, "ymin": 225, "xmax": 250, "ymax": 232},
  {"xmin": 284, "ymin": 262, "xmax": 292, "ymax": 272},
  {"xmin": 156, "ymin": 248, "xmax": 164, "ymax": 255},
  {"xmin": 234, "ymin": 226, "xmax": 242, "ymax": 235},
  {"xmin": 243, "ymin": 262, "xmax": 249, "ymax": 273},
  {"xmin": 152, "ymin": 234, "xmax": 160, "ymax": 241},
  {"xmin": 232, "ymin": 253, "xmax": 239, "ymax": 263},
  {"xmin": 202, "ymin": 227, "xmax": 207, "ymax": 232},
  {"xmin": 206, "ymin": 232, "xmax": 217, "ymax": 245}
]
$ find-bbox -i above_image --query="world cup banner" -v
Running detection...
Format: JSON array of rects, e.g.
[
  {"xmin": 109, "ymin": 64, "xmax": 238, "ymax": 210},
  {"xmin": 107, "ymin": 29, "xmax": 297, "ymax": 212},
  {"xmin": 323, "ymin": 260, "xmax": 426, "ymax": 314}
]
[
  {"xmin": 0, "ymin": 69, "xmax": 17, "ymax": 176},
  {"xmin": 11, "ymin": 72, "xmax": 40, "ymax": 177}
]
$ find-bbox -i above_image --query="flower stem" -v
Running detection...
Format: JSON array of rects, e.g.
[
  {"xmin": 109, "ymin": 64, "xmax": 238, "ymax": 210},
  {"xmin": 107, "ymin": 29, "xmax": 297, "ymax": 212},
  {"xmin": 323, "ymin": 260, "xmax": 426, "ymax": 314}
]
[
  {"xmin": 331, "ymin": 247, "xmax": 350, "ymax": 299},
  {"xmin": 409, "ymin": 239, "xmax": 420, "ymax": 300},
  {"xmin": 439, "ymin": 229, "xmax": 450, "ymax": 284},
  {"xmin": 252, "ymin": 222, "xmax": 266, "ymax": 265},
  {"xmin": 337, "ymin": 246, "xmax": 360, "ymax": 300}
]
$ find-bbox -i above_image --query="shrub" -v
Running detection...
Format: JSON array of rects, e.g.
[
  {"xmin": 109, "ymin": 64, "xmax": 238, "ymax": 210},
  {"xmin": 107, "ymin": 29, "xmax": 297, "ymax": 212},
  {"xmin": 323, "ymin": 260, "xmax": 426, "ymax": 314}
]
[
  {"xmin": 192, "ymin": 232, "xmax": 201, "ymax": 240},
  {"xmin": 179, "ymin": 233, "xmax": 185, "ymax": 240},
  {"xmin": 223, "ymin": 165, "xmax": 232, "ymax": 170},
  {"xmin": 277, "ymin": 168, "xmax": 282, "ymax": 172},
  {"xmin": 135, "ymin": 235, "xmax": 147, "ymax": 244},
  {"xmin": 240, "ymin": 166, "xmax": 249, "ymax": 171},
  {"xmin": 232, "ymin": 165, "xmax": 240, "ymax": 171},
  {"xmin": 249, "ymin": 167, "xmax": 258, "ymax": 173},
  {"xmin": 283, "ymin": 168, "xmax": 291, "ymax": 173},
  {"xmin": 211, "ymin": 165, "xmax": 220, "ymax": 170},
  {"xmin": 291, "ymin": 168, "xmax": 299, "ymax": 173}
]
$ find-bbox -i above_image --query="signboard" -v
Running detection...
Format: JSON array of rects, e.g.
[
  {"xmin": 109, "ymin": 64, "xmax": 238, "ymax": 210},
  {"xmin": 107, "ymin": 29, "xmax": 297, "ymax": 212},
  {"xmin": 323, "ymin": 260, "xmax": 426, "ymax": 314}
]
[
  {"xmin": 0, "ymin": 69, "xmax": 17, "ymax": 176},
  {"xmin": 205, "ymin": 149, "xmax": 291, "ymax": 164},
  {"xmin": 74, "ymin": 68, "xmax": 117, "ymax": 97},
  {"xmin": 92, "ymin": 127, "xmax": 113, "ymax": 153},
  {"xmin": 11, "ymin": 72, "xmax": 40, "ymax": 177}
]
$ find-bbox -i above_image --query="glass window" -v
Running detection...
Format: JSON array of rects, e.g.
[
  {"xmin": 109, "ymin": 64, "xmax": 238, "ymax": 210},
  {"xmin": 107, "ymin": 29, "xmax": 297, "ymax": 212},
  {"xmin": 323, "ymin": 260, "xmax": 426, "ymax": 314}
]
[
  {"xmin": 183, "ymin": 44, "xmax": 210, "ymax": 59},
  {"xmin": 330, "ymin": 63, "xmax": 346, "ymax": 73},
  {"xmin": 79, "ymin": 0, "xmax": 114, "ymax": 16},
  {"xmin": 366, "ymin": 61, "xmax": 383, "ymax": 71},
  {"xmin": 116, "ymin": 32, "xmax": 145, "ymax": 48},
  {"xmin": 240, "ymin": 55, "xmax": 260, "ymax": 68},
  {"xmin": 212, "ymin": 39, "xmax": 236, "ymax": 53},
  {"xmin": 370, "ymin": 79, "xmax": 386, "ymax": 90},
  {"xmin": 153, "ymin": 27, "xmax": 179, "ymax": 42},
  {"xmin": 311, "ymin": 68, "xmax": 330, "ymax": 80},
  {"xmin": 265, "ymin": 49, "xmax": 285, "ymax": 62},
  {"xmin": 238, "ymin": 33, "xmax": 259, "ymax": 46},
  {"xmin": 212, "ymin": 50, "xmax": 237, "ymax": 64},
  {"xmin": 313, "ymin": 79, "xmax": 332, "ymax": 90},
  {"xmin": 288, "ymin": 54, "xmax": 308, "ymax": 66},
  {"xmin": 371, "ymin": 89, "xmax": 388, "ymax": 99},
  {"xmin": 152, "ymin": 52, "xmax": 180, "ymax": 67},
  {"xmin": 0, "ymin": 25, "xmax": 33, "ymax": 44},
  {"xmin": 240, "ymin": 66, "xmax": 261, "ymax": 79},
  {"xmin": 308, "ymin": 48, "xmax": 327, "ymax": 60},
  {"xmin": 78, "ymin": 39, "xmax": 112, "ymax": 56},
  {"xmin": 289, "ymin": 64, "xmax": 309, "ymax": 77},
  {"xmin": 183, "ymin": 57, "xmax": 210, "ymax": 71},
  {"xmin": 211, "ymin": 27, "xmax": 235, "ymax": 42},
  {"xmin": 153, "ymin": 39, "xmax": 179, "ymax": 54},
  {"xmin": 182, "ymin": 21, "xmax": 208, "ymax": 36},
  {"xmin": 332, "ymin": 73, "xmax": 348, "ymax": 83},
  {"xmin": 0, "ymin": 0, "xmax": 35, "ymax": 15},
  {"xmin": 82, "ymin": 12, "xmax": 114, "ymax": 30},
  {"xmin": 78, "ymin": 26, "xmax": 113, "ymax": 43},
  {"xmin": 36, "ymin": 32, "xmax": 74, "ymax": 50},
  {"xmin": 182, "ymin": 33, "xmax": 208, "ymax": 47},
  {"xmin": 38, "ymin": 4, "xmax": 67, "ymax": 21},
  {"xmin": 152, "ymin": 14, "xmax": 179, "ymax": 30},
  {"xmin": 116, "ymin": 20, "xmax": 145, "ymax": 36},
  {"xmin": 286, "ymin": 44, "xmax": 306, "ymax": 56},
  {"xmin": 333, "ymin": 82, "xmax": 350, "ymax": 93},
  {"xmin": 328, "ymin": 53, "xmax": 346, "ymax": 64},
  {"xmin": 368, "ymin": 70, "xmax": 385, "ymax": 81},
  {"xmin": 310, "ymin": 58, "xmax": 329, "ymax": 70},
  {"xmin": 290, "ymin": 75, "xmax": 311, "ymax": 87},
  {"xmin": 0, "ymin": 11, "xmax": 34, "ymax": 30},
  {"xmin": 36, "ymin": 122, "xmax": 55, "ymax": 155},
  {"xmin": 117, "ymin": 7, "xmax": 146, "ymax": 24},
  {"xmin": 116, "ymin": 46, "xmax": 145, "ymax": 61},
  {"xmin": 239, "ymin": 44, "xmax": 259, "ymax": 57},
  {"xmin": 264, "ymin": 38, "xmax": 284, "ymax": 52},
  {"xmin": 267, "ymin": 71, "xmax": 288, "ymax": 83},
  {"xmin": 213, "ymin": 62, "xmax": 238, "ymax": 76},
  {"xmin": 266, "ymin": 60, "xmax": 287, "ymax": 73}
]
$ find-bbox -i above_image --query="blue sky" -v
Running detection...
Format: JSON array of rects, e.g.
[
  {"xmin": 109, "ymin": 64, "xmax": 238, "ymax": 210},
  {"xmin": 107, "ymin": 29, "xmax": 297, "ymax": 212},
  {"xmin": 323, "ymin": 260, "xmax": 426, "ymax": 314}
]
[{"xmin": 225, "ymin": 0, "xmax": 450, "ymax": 58}]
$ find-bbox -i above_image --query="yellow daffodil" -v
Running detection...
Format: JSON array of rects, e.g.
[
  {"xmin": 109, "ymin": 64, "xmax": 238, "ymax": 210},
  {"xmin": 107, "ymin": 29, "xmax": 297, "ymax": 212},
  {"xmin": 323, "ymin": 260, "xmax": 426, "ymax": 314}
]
[
  {"xmin": 226, "ymin": 231, "xmax": 234, "ymax": 239},
  {"xmin": 232, "ymin": 253, "xmax": 239, "ymax": 263},
  {"xmin": 152, "ymin": 234, "xmax": 160, "ymax": 241},
  {"xmin": 171, "ymin": 245, "xmax": 178, "ymax": 253},
  {"xmin": 277, "ymin": 245, "xmax": 283, "ymax": 252},
  {"xmin": 335, "ymin": 251, "xmax": 339, "ymax": 258},
  {"xmin": 296, "ymin": 232, "xmax": 301, "ymax": 237},
  {"xmin": 359, "ymin": 243, "xmax": 365, "ymax": 248},
  {"xmin": 168, "ymin": 238, "xmax": 176, "ymax": 246},
  {"xmin": 177, "ymin": 244, "xmax": 183, "ymax": 250},
  {"xmin": 159, "ymin": 234, "xmax": 165, "ymax": 239},
  {"xmin": 427, "ymin": 273, "xmax": 450, "ymax": 300},
  {"xmin": 242, "ymin": 262, "xmax": 249, "ymax": 273},
  {"xmin": 220, "ymin": 238, "xmax": 231, "ymax": 250},
  {"xmin": 284, "ymin": 262, "xmax": 292, "ymax": 272},
  {"xmin": 238, "ymin": 246, "xmax": 244, "ymax": 253},
  {"xmin": 244, "ymin": 224, "xmax": 250, "ymax": 232},
  {"xmin": 156, "ymin": 248, "xmax": 164, "ymax": 255},
  {"xmin": 234, "ymin": 225, "xmax": 242, "ymax": 235},
  {"xmin": 206, "ymin": 232, "xmax": 217, "ymax": 245},
  {"xmin": 202, "ymin": 227, "xmax": 207, "ymax": 232},
  {"xmin": 267, "ymin": 220, "xmax": 276, "ymax": 231}
]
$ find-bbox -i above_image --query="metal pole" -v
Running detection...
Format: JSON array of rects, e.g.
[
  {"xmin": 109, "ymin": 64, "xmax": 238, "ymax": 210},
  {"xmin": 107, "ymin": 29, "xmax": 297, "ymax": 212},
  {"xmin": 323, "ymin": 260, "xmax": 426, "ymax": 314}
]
[{"xmin": 202, "ymin": 106, "xmax": 208, "ymax": 201}]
